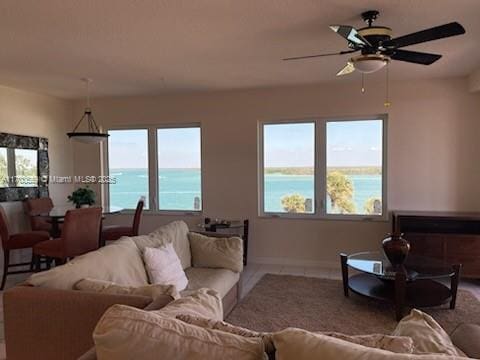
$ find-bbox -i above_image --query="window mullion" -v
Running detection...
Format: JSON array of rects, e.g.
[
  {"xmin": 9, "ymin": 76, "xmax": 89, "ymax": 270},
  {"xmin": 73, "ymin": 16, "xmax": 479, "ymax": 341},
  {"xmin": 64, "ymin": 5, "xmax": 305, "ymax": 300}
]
[
  {"xmin": 148, "ymin": 127, "xmax": 158, "ymax": 211},
  {"xmin": 6, "ymin": 148, "xmax": 15, "ymax": 187},
  {"xmin": 316, "ymin": 119, "xmax": 327, "ymax": 218}
]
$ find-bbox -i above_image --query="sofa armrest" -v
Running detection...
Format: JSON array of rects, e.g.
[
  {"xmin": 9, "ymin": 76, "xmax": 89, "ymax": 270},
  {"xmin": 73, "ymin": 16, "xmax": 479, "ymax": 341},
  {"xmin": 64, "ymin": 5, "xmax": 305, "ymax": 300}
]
[
  {"xmin": 450, "ymin": 323, "xmax": 480, "ymax": 359},
  {"xmin": 4, "ymin": 285, "xmax": 152, "ymax": 360}
]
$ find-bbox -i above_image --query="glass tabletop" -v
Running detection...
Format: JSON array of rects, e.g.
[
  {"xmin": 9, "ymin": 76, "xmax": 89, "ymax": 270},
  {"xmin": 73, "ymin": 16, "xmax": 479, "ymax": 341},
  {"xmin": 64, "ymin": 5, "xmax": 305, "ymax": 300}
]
[
  {"xmin": 347, "ymin": 251, "xmax": 455, "ymax": 281},
  {"xmin": 38, "ymin": 206, "xmax": 123, "ymax": 218}
]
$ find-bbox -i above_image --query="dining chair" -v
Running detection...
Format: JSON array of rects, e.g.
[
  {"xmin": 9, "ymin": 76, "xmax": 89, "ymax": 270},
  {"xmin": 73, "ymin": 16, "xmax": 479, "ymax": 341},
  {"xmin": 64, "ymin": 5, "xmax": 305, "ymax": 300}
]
[
  {"xmin": 33, "ymin": 207, "xmax": 102, "ymax": 268},
  {"xmin": 0, "ymin": 205, "xmax": 50, "ymax": 289},
  {"xmin": 100, "ymin": 199, "xmax": 144, "ymax": 245},
  {"xmin": 23, "ymin": 197, "xmax": 59, "ymax": 234}
]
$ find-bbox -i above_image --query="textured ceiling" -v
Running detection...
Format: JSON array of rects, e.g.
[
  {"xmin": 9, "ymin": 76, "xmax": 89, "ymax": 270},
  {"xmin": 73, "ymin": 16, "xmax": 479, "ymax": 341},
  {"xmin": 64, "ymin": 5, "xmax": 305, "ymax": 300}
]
[{"xmin": 0, "ymin": 0, "xmax": 479, "ymax": 98}]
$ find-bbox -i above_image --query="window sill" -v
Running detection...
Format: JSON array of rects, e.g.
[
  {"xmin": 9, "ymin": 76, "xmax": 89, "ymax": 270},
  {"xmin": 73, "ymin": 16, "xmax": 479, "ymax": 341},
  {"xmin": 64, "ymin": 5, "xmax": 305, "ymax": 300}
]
[
  {"xmin": 258, "ymin": 213, "xmax": 390, "ymax": 222},
  {"xmin": 110, "ymin": 209, "xmax": 203, "ymax": 217}
]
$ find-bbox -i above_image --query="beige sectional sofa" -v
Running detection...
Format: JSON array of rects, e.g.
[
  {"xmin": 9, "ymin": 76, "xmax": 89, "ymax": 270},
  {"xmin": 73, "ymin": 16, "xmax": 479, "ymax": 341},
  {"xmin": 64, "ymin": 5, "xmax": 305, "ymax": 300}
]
[
  {"xmin": 4, "ymin": 221, "xmax": 244, "ymax": 360},
  {"xmin": 83, "ymin": 289, "xmax": 480, "ymax": 360}
]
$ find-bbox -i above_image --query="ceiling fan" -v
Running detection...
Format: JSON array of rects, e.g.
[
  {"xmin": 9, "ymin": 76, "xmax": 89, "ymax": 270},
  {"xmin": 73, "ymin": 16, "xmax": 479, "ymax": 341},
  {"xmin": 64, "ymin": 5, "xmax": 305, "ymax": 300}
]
[{"xmin": 283, "ymin": 10, "xmax": 466, "ymax": 76}]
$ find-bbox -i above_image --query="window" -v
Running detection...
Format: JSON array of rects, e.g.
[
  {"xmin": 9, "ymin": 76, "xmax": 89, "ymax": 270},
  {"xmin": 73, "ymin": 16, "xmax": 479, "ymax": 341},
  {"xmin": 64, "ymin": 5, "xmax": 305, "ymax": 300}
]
[
  {"xmin": 263, "ymin": 123, "xmax": 315, "ymax": 214},
  {"xmin": 0, "ymin": 148, "xmax": 7, "ymax": 187},
  {"xmin": 326, "ymin": 120, "xmax": 383, "ymax": 216},
  {"xmin": 107, "ymin": 129, "xmax": 149, "ymax": 209},
  {"xmin": 260, "ymin": 116, "xmax": 386, "ymax": 219},
  {"xmin": 14, "ymin": 149, "xmax": 38, "ymax": 187},
  {"xmin": 105, "ymin": 125, "xmax": 202, "ymax": 213},
  {"xmin": 157, "ymin": 127, "xmax": 202, "ymax": 211}
]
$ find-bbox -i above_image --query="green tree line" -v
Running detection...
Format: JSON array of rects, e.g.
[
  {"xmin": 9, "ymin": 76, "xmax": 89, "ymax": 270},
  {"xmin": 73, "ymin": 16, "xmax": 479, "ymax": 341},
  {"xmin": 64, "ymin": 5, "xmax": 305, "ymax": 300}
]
[{"xmin": 281, "ymin": 171, "xmax": 381, "ymax": 215}]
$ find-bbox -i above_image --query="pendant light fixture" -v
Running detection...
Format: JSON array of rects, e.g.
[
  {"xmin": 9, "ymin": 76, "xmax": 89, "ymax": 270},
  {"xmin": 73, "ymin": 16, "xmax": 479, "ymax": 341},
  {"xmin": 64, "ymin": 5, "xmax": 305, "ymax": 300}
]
[{"xmin": 67, "ymin": 78, "xmax": 109, "ymax": 144}]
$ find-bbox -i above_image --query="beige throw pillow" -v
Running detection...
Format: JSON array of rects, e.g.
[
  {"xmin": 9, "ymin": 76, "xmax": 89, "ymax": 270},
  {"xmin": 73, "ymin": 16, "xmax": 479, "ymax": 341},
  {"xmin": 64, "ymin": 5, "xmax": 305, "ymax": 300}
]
[
  {"xmin": 143, "ymin": 244, "xmax": 188, "ymax": 291},
  {"xmin": 27, "ymin": 238, "xmax": 148, "ymax": 289},
  {"xmin": 272, "ymin": 328, "xmax": 464, "ymax": 360},
  {"xmin": 176, "ymin": 314, "xmax": 275, "ymax": 353},
  {"xmin": 93, "ymin": 304, "xmax": 267, "ymax": 360},
  {"xmin": 188, "ymin": 232, "xmax": 243, "ymax": 272},
  {"xmin": 176, "ymin": 315, "xmax": 414, "ymax": 355},
  {"xmin": 392, "ymin": 309, "xmax": 463, "ymax": 356},
  {"xmin": 134, "ymin": 221, "xmax": 192, "ymax": 269},
  {"xmin": 152, "ymin": 288, "xmax": 223, "ymax": 320},
  {"xmin": 319, "ymin": 332, "xmax": 414, "ymax": 354}
]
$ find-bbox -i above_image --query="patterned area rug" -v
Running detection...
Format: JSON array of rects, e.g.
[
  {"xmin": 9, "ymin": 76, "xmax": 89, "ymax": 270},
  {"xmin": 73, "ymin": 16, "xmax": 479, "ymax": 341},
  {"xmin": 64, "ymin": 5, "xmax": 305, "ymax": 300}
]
[{"xmin": 226, "ymin": 274, "xmax": 480, "ymax": 335}]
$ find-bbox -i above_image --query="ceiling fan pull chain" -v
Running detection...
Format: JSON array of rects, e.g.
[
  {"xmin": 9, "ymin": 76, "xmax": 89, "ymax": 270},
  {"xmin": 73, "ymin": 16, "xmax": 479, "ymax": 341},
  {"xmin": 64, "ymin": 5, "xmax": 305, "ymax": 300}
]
[
  {"xmin": 361, "ymin": 73, "xmax": 365, "ymax": 93},
  {"xmin": 384, "ymin": 63, "xmax": 391, "ymax": 107}
]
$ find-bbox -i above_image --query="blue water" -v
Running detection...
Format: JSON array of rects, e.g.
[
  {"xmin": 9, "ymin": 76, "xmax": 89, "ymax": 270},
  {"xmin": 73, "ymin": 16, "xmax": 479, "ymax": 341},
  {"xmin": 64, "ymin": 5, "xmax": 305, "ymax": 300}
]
[
  {"xmin": 264, "ymin": 173, "xmax": 381, "ymax": 214},
  {"xmin": 109, "ymin": 168, "xmax": 381, "ymax": 213}
]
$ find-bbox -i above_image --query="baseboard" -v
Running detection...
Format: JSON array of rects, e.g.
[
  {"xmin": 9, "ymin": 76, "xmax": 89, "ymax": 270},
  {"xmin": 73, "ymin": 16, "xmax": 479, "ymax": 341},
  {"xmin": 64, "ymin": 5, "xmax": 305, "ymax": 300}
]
[{"xmin": 249, "ymin": 256, "xmax": 339, "ymax": 270}]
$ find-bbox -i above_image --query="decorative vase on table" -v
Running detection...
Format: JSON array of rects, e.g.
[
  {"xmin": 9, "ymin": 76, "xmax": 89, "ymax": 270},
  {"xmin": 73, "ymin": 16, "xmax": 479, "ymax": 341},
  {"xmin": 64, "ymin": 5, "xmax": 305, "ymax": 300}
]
[{"xmin": 382, "ymin": 233, "xmax": 410, "ymax": 267}]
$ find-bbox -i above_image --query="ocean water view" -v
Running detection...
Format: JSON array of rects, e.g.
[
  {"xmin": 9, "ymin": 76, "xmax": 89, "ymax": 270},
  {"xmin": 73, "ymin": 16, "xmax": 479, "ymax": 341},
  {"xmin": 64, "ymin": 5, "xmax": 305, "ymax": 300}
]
[{"xmin": 109, "ymin": 168, "xmax": 381, "ymax": 214}]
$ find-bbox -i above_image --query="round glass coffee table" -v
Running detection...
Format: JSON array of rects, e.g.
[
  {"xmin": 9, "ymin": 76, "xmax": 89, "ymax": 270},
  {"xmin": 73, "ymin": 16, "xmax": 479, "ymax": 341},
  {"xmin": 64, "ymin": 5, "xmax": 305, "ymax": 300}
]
[{"xmin": 340, "ymin": 252, "xmax": 461, "ymax": 321}]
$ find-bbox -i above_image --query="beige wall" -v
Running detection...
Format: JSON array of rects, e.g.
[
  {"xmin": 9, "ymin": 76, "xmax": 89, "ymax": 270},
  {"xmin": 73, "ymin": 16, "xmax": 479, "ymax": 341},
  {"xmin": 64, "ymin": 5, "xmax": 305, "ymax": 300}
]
[
  {"xmin": 0, "ymin": 85, "xmax": 73, "ymax": 266},
  {"xmin": 73, "ymin": 77, "xmax": 480, "ymax": 266}
]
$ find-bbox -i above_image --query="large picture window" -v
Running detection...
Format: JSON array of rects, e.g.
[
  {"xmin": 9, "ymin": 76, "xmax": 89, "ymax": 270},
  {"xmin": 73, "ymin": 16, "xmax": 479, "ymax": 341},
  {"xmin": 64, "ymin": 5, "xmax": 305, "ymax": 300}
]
[
  {"xmin": 260, "ymin": 116, "xmax": 387, "ymax": 219},
  {"xmin": 326, "ymin": 120, "xmax": 383, "ymax": 216},
  {"xmin": 263, "ymin": 123, "xmax": 315, "ymax": 214},
  {"xmin": 157, "ymin": 127, "xmax": 202, "ymax": 211},
  {"xmin": 107, "ymin": 129, "xmax": 149, "ymax": 209},
  {"xmin": 106, "ymin": 125, "xmax": 202, "ymax": 213}
]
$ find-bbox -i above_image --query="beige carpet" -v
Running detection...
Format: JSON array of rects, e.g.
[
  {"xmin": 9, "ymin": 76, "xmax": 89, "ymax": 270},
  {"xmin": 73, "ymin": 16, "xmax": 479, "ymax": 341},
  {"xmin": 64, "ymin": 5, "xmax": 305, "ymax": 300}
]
[{"xmin": 227, "ymin": 274, "xmax": 480, "ymax": 335}]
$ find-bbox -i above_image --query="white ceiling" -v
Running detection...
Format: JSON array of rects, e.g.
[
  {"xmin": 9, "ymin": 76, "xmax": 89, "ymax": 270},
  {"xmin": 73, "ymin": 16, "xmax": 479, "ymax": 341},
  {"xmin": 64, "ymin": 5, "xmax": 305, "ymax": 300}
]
[{"xmin": 0, "ymin": 0, "xmax": 479, "ymax": 99}]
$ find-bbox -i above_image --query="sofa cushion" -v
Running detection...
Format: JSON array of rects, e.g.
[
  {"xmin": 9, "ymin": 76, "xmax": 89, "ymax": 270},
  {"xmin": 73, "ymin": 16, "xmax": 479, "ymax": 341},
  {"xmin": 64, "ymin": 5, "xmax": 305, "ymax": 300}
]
[
  {"xmin": 450, "ymin": 324, "xmax": 480, "ymax": 359},
  {"xmin": 133, "ymin": 221, "xmax": 191, "ymax": 269},
  {"xmin": 143, "ymin": 244, "xmax": 188, "ymax": 291},
  {"xmin": 188, "ymin": 232, "xmax": 243, "ymax": 273},
  {"xmin": 272, "ymin": 328, "xmax": 465, "ymax": 360},
  {"xmin": 26, "ymin": 238, "xmax": 148, "ymax": 289},
  {"xmin": 152, "ymin": 288, "xmax": 223, "ymax": 321},
  {"xmin": 183, "ymin": 267, "xmax": 240, "ymax": 298},
  {"xmin": 93, "ymin": 304, "xmax": 267, "ymax": 360},
  {"xmin": 392, "ymin": 309, "xmax": 464, "ymax": 356},
  {"xmin": 73, "ymin": 278, "xmax": 179, "ymax": 309}
]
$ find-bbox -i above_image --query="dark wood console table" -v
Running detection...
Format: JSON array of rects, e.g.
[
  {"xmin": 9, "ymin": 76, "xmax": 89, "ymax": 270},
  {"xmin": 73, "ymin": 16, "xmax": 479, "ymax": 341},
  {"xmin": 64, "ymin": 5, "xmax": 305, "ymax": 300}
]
[{"xmin": 393, "ymin": 211, "xmax": 480, "ymax": 278}]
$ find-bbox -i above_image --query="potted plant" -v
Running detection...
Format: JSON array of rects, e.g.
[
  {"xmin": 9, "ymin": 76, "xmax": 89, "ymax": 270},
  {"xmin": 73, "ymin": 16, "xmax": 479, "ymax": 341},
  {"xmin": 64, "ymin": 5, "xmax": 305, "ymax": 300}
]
[{"xmin": 67, "ymin": 187, "xmax": 96, "ymax": 208}]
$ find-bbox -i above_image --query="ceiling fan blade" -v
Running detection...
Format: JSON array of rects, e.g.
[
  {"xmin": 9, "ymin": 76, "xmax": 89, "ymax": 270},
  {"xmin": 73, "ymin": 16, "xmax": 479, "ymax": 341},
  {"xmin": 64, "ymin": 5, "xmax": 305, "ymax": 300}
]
[
  {"xmin": 336, "ymin": 62, "xmax": 355, "ymax": 76},
  {"xmin": 391, "ymin": 49, "xmax": 442, "ymax": 65},
  {"xmin": 283, "ymin": 49, "xmax": 357, "ymax": 61},
  {"xmin": 383, "ymin": 22, "xmax": 465, "ymax": 49},
  {"xmin": 329, "ymin": 25, "xmax": 371, "ymax": 47}
]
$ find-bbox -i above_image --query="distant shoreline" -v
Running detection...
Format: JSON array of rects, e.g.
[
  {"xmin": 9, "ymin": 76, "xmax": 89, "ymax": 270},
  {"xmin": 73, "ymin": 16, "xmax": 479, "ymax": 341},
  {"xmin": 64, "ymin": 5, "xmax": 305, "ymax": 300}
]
[
  {"xmin": 265, "ymin": 166, "xmax": 381, "ymax": 175},
  {"xmin": 110, "ymin": 166, "xmax": 381, "ymax": 176}
]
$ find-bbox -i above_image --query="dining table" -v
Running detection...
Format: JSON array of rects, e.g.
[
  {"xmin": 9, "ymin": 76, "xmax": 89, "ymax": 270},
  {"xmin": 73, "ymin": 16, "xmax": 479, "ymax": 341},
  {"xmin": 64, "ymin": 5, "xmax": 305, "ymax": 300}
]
[{"xmin": 38, "ymin": 205, "xmax": 123, "ymax": 238}]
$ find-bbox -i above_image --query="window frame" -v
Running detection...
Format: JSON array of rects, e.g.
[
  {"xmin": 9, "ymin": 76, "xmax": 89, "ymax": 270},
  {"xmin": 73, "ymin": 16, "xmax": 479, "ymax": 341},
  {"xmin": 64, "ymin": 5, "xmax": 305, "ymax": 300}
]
[
  {"xmin": 103, "ymin": 123, "xmax": 203, "ymax": 215},
  {"xmin": 258, "ymin": 114, "xmax": 388, "ymax": 221}
]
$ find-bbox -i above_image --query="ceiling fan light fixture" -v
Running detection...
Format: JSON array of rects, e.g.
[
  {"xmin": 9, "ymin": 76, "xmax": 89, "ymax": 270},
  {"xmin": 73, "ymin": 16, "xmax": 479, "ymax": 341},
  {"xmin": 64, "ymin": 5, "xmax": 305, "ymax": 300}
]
[{"xmin": 351, "ymin": 54, "xmax": 389, "ymax": 74}]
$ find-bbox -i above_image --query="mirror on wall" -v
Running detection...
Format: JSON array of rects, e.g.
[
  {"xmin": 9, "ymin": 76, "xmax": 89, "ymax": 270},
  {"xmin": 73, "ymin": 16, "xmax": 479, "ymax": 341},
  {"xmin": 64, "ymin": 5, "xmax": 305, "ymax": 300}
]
[{"xmin": 0, "ymin": 132, "xmax": 49, "ymax": 202}]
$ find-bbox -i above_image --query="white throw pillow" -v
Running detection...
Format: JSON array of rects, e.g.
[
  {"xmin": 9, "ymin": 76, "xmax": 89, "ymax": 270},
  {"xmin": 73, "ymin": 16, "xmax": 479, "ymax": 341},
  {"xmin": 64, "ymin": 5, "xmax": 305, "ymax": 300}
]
[{"xmin": 143, "ymin": 244, "xmax": 188, "ymax": 291}]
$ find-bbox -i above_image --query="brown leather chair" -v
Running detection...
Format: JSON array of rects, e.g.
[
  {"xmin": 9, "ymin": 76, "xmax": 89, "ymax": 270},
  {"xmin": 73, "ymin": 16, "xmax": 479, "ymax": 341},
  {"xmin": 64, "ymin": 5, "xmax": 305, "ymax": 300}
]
[
  {"xmin": 0, "ymin": 206, "xmax": 50, "ymax": 289},
  {"xmin": 24, "ymin": 197, "xmax": 58, "ymax": 233},
  {"xmin": 33, "ymin": 207, "xmax": 102, "ymax": 267},
  {"xmin": 101, "ymin": 199, "xmax": 144, "ymax": 245}
]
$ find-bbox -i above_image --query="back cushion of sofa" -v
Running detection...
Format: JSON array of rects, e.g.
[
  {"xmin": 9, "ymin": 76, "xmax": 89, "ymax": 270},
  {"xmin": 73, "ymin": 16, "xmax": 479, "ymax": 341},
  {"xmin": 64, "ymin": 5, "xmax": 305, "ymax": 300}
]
[
  {"xmin": 134, "ymin": 221, "xmax": 191, "ymax": 270},
  {"xmin": 27, "ymin": 238, "xmax": 149, "ymax": 289}
]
